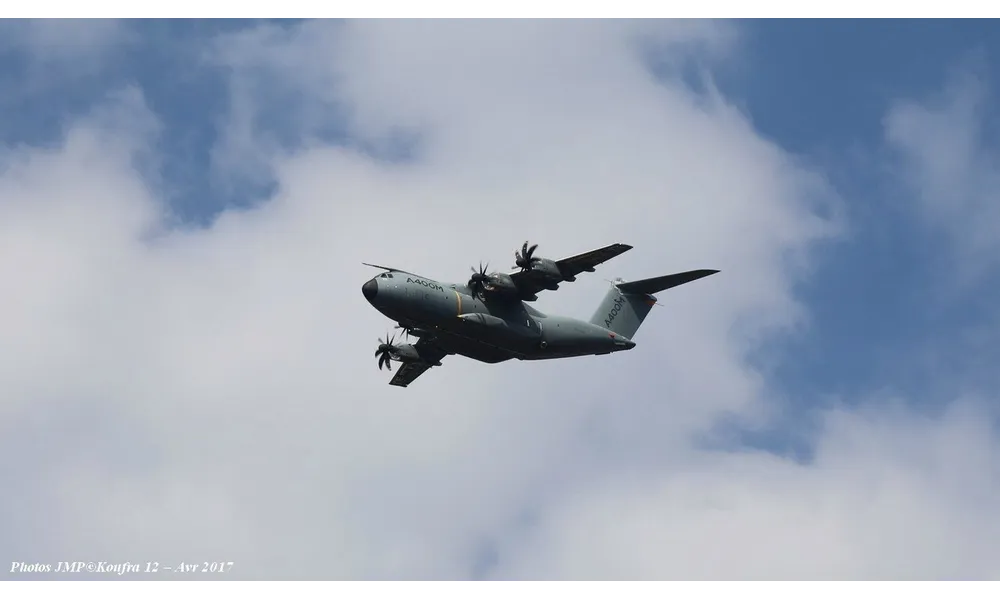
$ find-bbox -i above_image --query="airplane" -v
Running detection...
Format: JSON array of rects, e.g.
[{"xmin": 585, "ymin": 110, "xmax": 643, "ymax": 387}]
[{"xmin": 362, "ymin": 241, "xmax": 718, "ymax": 387}]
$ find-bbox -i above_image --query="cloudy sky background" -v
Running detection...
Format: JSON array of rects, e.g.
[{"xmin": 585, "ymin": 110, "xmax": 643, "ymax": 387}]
[{"xmin": 2, "ymin": 19, "xmax": 1000, "ymax": 580}]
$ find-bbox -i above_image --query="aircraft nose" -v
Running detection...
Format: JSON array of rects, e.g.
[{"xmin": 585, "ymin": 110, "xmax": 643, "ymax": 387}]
[{"xmin": 362, "ymin": 278, "xmax": 378, "ymax": 302}]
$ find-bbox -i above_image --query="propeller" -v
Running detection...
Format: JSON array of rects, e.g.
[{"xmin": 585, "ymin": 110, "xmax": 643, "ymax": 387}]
[
  {"xmin": 468, "ymin": 261, "xmax": 492, "ymax": 298},
  {"xmin": 374, "ymin": 332, "xmax": 400, "ymax": 371},
  {"xmin": 514, "ymin": 241, "xmax": 541, "ymax": 271}
]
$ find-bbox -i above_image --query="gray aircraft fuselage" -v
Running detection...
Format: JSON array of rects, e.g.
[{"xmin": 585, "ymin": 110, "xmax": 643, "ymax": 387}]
[{"xmin": 361, "ymin": 271, "xmax": 635, "ymax": 363}]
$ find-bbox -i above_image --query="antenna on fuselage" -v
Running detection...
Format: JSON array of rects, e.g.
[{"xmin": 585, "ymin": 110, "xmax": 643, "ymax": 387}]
[{"xmin": 362, "ymin": 262, "xmax": 419, "ymax": 277}]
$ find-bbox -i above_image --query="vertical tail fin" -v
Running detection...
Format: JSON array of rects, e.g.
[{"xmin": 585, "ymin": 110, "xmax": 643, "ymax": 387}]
[{"xmin": 589, "ymin": 269, "xmax": 719, "ymax": 339}]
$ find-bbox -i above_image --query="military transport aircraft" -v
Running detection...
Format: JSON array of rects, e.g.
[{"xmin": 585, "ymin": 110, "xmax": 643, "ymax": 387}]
[{"xmin": 362, "ymin": 241, "xmax": 718, "ymax": 387}]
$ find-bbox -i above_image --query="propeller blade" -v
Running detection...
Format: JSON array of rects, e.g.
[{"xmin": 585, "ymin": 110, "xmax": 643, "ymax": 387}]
[{"xmin": 515, "ymin": 241, "xmax": 540, "ymax": 271}]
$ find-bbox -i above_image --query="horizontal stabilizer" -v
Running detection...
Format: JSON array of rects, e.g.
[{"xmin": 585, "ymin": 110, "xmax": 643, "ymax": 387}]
[
  {"xmin": 591, "ymin": 269, "xmax": 719, "ymax": 339},
  {"xmin": 616, "ymin": 269, "xmax": 719, "ymax": 295}
]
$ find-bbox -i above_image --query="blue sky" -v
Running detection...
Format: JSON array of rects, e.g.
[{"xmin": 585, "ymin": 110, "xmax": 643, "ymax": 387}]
[
  {"xmin": 3, "ymin": 19, "xmax": 1000, "ymax": 579},
  {"xmin": 716, "ymin": 20, "xmax": 1000, "ymax": 458},
  {"xmin": 728, "ymin": 20, "xmax": 1000, "ymax": 401}
]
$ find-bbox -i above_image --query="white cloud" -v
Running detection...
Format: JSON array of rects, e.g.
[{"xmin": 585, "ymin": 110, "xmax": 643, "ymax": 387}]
[
  {"xmin": 489, "ymin": 400, "xmax": 1000, "ymax": 580},
  {"xmin": 5, "ymin": 20, "xmax": 999, "ymax": 580},
  {"xmin": 884, "ymin": 67, "xmax": 1000, "ymax": 280}
]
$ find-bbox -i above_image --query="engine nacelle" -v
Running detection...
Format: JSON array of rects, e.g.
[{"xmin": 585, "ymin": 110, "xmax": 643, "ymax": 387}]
[
  {"xmin": 485, "ymin": 272, "xmax": 519, "ymax": 295},
  {"xmin": 391, "ymin": 343, "xmax": 442, "ymax": 366},
  {"xmin": 392, "ymin": 343, "xmax": 421, "ymax": 362},
  {"xmin": 531, "ymin": 257, "xmax": 563, "ymax": 281}
]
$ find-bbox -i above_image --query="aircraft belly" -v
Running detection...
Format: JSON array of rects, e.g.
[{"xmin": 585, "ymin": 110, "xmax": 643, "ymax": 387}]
[
  {"xmin": 423, "ymin": 292, "xmax": 536, "ymax": 353},
  {"xmin": 423, "ymin": 329, "xmax": 513, "ymax": 363},
  {"xmin": 454, "ymin": 318, "xmax": 541, "ymax": 352},
  {"xmin": 537, "ymin": 318, "xmax": 615, "ymax": 358},
  {"xmin": 394, "ymin": 284, "xmax": 544, "ymax": 360}
]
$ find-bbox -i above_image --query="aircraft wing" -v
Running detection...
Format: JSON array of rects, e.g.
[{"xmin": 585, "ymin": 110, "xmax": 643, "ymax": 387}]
[
  {"xmin": 388, "ymin": 339, "xmax": 448, "ymax": 388},
  {"xmin": 507, "ymin": 242, "xmax": 633, "ymax": 301}
]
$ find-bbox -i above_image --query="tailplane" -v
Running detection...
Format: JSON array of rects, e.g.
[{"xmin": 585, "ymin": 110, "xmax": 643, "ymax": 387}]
[{"xmin": 589, "ymin": 269, "xmax": 718, "ymax": 339}]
